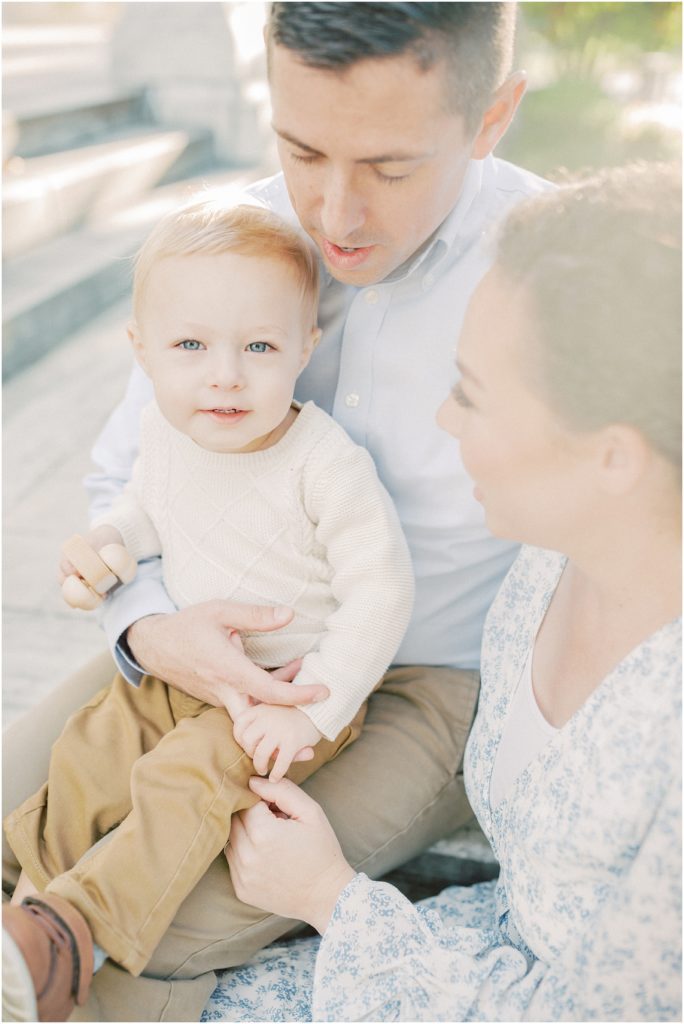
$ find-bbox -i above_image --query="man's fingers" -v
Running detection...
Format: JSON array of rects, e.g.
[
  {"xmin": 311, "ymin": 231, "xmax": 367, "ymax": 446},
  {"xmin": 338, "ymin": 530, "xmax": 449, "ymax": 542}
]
[
  {"xmin": 227, "ymin": 658, "xmax": 327, "ymax": 706},
  {"xmin": 270, "ymin": 658, "xmax": 303, "ymax": 682},
  {"xmin": 248, "ymin": 675, "xmax": 330, "ymax": 706},
  {"xmin": 217, "ymin": 601, "xmax": 293, "ymax": 633},
  {"xmin": 248, "ymin": 776, "xmax": 319, "ymax": 821}
]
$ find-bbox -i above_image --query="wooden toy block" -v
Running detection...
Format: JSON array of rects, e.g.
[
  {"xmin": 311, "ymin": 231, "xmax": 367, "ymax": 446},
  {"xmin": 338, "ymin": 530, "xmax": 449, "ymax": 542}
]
[
  {"xmin": 62, "ymin": 535, "xmax": 118, "ymax": 595},
  {"xmin": 62, "ymin": 574, "xmax": 102, "ymax": 611},
  {"xmin": 61, "ymin": 535, "xmax": 137, "ymax": 610},
  {"xmin": 99, "ymin": 544, "xmax": 137, "ymax": 585}
]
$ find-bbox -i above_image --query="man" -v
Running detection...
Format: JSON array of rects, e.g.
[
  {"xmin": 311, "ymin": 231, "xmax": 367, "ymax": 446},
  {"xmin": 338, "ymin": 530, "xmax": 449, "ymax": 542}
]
[{"xmin": 3, "ymin": 4, "xmax": 547, "ymax": 1020}]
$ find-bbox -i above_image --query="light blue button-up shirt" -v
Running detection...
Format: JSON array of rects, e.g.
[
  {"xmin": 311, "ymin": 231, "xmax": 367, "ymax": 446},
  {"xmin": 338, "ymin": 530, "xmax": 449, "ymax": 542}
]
[{"xmin": 88, "ymin": 155, "xmax": 549, "ymax": 682}]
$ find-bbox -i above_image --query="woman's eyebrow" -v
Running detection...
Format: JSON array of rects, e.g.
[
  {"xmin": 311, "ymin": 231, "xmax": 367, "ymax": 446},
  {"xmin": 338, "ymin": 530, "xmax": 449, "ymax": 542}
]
[{"xmin": 455, "ymin": 359, "xmax": 484, "ymax": 388}]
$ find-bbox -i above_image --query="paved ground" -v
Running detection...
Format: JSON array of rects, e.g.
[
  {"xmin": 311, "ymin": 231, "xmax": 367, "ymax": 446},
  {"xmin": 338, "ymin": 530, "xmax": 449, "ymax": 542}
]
[{"xmin": 3, "ymin": 298, "xmax": 133, "ymax": 724}]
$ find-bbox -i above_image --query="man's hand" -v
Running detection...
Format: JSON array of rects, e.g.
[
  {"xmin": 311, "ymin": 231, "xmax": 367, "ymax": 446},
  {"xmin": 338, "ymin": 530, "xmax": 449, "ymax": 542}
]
[
  {"xmin": 227, "ymin": 777, "xmax": 355, "ymax": 932},
  {"xmin": 233, "ymin": 704, "xmax": 322, "ymax": 781},
  {"xmin": 126, "ymin": 601, "xmax": 330, "ymax": 712}
]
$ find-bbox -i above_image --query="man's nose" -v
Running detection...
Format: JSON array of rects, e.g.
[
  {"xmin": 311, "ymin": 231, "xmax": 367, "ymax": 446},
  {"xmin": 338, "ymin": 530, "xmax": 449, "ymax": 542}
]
[{"xmin": 319, "ymin": 168, "xmax": 365, "ymax": 242}]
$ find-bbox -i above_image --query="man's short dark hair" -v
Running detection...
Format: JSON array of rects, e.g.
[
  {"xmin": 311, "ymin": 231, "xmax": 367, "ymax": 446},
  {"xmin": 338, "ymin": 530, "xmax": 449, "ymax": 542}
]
[{"xmin": 268, "ymin": 2, "xmax": 516, "ymax": 132}]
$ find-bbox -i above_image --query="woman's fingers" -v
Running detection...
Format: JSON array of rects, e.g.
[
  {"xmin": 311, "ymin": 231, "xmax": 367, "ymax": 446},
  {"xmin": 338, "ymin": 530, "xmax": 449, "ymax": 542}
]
[{"xmin": 248, "ymin": 776, "xmax": 320, "ymax": 821}]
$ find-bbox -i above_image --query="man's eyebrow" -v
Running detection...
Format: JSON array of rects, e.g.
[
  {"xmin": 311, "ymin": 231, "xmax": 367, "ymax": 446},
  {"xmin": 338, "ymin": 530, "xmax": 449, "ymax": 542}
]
[
  {"xmin": 273, "ymin": 128, "xmax": 323, "ymax": 155},
  {"xmin": 273, "ymin": 126, "xmax": 432, "ymax": 164}
]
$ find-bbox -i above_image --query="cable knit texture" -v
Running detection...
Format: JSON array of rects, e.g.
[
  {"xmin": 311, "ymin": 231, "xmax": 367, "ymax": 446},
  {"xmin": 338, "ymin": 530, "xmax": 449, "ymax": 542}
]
[{"xmin": 94, "ymin": 401, "xmax": 414, "ymax": 738}]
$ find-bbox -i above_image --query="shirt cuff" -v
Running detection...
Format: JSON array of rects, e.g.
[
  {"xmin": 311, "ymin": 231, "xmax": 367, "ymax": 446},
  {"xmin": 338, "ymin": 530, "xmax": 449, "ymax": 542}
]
[
  {"xmin": 113, "ymin": 633, "xmax": 146, "ymax": 687},
  {"xmin": 98, "ymin": 558, "xmax": 177, "ymax": 685}
]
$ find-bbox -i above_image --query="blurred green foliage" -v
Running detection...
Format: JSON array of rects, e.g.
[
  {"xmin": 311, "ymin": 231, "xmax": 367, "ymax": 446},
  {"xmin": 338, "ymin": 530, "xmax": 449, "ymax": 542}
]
[
  {"xmin": 498, "ymin": 2, "xmax": 682, "ymax": 176},
  {"xmin": 523, "ymin": 2, "xmax": 681, "ymax": 71}
]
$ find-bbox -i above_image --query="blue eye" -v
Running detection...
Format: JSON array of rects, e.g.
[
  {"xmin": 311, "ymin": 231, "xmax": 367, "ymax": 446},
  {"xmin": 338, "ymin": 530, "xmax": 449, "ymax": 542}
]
[
  {"xmin": 178, "ymin": 339, "xmax": 203, "ymax": 350},
  {"xmin": 246, "ymin": 342, "xmax": 273, "ymax": 353}
]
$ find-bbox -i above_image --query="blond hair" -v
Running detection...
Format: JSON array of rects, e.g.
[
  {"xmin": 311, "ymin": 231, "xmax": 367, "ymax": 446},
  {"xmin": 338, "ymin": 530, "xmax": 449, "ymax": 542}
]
[
  {"xmin": 495, "ymin": 162, "xmax": 682, "ymax": 468},
  {"xmin": 132, "ymin": 199, "xmax": 319, "ymax": 324}
]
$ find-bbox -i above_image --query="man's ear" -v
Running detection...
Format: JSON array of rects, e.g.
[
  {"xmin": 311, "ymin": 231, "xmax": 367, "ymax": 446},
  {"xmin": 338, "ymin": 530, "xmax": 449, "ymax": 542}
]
[
  {"xmin": 471, "ymin": 71, "xmax": 527, "ymax": 160},
  {"xmin": 127, "ymin": 321, "xmax": 150, "ymax": 376},
  {"xmin": 300, "ymin": 326, "xmax": 322, "ymax": 370}
]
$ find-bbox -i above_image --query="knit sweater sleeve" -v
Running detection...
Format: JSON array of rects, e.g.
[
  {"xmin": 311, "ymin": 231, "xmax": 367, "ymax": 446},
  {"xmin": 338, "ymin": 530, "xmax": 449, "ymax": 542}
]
[
  {"xmin": 296, "ymin": 436, "xmax": 415, "ymax": 739},
  {"xmin": 90, "ymin": 404, "xmax": 162, "ymax": 562}
]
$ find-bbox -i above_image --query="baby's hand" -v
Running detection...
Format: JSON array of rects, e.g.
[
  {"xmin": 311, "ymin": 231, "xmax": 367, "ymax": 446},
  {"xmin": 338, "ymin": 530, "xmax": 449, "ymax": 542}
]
[
  {"xmin": 60, "ymin": 526, "xmax": 137, "ymax": 610},
  {"xmin": 232, "ymin": 704, "xmax": 323, "ymax": 782}
]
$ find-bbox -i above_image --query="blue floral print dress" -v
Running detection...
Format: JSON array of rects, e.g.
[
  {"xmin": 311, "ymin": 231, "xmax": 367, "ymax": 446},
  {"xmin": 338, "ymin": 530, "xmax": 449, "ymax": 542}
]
[{"xmin": 203, "ymin": 545, "xmax": 682, "ymax": 1022}]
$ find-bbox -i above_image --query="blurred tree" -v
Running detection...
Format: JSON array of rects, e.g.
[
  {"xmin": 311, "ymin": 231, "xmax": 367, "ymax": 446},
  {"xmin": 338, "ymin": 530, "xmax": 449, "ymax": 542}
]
[
  {"xmin": 523, "ymin": 2, "xmax": 681, "ymax": 78},
  {"xmin": 499, "ymin": 1, "xmax": 682, "ymax": 175}
]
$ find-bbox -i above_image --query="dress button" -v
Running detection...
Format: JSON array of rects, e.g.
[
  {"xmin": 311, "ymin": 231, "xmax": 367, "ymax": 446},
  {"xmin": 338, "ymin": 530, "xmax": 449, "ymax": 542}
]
[
  {"xmin": 345, "ymin": 393, "xmax": 360, "ymax": 408},
  {"xmin": 364, "ymin": 289, "xmax": 379, "ymax": 304}
]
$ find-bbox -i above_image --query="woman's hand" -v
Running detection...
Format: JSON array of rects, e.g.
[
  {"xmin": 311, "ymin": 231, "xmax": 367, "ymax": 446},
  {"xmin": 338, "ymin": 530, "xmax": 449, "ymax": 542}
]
[{"xmin": 227, "ymin": 777, "xmax": 356, "ymax": 933}]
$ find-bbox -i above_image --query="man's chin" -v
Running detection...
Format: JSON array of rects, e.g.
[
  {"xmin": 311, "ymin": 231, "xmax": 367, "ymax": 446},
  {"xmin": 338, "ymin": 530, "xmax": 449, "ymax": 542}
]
[{"xmin": 319, "ymin": 249, "xmax": 394, "ymax": 287}]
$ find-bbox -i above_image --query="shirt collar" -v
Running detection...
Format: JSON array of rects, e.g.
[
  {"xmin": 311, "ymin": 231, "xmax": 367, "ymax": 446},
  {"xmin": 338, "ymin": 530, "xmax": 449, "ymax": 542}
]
[{"xmin": 383, "ymin": 156, "xmax": 488, "ymax": 283}]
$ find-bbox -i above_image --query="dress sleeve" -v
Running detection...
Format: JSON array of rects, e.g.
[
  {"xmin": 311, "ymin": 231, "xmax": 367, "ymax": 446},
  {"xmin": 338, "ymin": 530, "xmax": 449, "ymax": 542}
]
[
  {"xmin": 525, "ymin": 767, "xmax": 682, "ymax": 1022},
  {"xmin": 295, "ymin": 444, "xmax": 415, "ymax": 739},
  {"xmin": 313, "ymin": 769, "xmax": 681, "ymax": 1022}
]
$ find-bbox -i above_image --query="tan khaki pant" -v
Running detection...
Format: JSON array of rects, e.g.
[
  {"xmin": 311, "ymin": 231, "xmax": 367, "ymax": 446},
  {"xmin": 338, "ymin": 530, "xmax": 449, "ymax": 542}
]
[
  {"xmin": 4, "ymin": 673, "xmax": 364, "ymax": 975},
  {"xmin": 3, "ymin": 653, "xmax": 479, "ymax": 1022}
]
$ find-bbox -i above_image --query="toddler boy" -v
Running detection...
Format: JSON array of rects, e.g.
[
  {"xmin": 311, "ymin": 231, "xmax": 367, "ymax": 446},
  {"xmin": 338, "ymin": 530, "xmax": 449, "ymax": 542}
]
[{"xmin": 4, "ymin": 201, "xmax": 414, "ymax": 1005}]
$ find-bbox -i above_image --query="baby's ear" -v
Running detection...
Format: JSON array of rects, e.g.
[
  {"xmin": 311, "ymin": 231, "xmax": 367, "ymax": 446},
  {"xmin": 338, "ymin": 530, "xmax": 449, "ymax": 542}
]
[
  {"xmin": 127, "ymin": 321, "xmax": 149, "ymax": 375},
  {"xmin": 300, "ymin": 327, "xmax": 321, "ymax": 370}
]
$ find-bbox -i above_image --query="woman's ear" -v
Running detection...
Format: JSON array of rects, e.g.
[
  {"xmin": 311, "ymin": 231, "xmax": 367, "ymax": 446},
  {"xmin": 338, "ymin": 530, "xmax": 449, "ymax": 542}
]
[
  {"xmin": 471, "ymin": 71, "xmax": 527, "ymax": 160},
  {"xmin": 127, "ymin": 322, "xmax": 150, "ymax": 376},
  {"xmin": 597, "ymin": 424, "xmax": 650, "ymax": 496}
]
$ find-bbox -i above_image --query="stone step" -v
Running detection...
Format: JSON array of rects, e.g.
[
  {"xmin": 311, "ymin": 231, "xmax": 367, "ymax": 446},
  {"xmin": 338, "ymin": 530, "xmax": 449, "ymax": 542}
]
[
  {"xmin": 2, "ymin": 162, "xmax": 274, "ymax": 381},
  {"xmin": 5, "ymin": 87, "xmax": 150, "ymax": 160},
  {"xmin": 3, "ymin": 125, "xmax": 217, "ymax": 260}
]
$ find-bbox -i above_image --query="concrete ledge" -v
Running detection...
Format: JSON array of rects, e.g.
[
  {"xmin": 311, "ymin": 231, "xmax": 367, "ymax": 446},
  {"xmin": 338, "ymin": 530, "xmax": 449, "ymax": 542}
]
[{"xmin": 3, "ymin": 125, "xmax": 217, "ymax": 259}]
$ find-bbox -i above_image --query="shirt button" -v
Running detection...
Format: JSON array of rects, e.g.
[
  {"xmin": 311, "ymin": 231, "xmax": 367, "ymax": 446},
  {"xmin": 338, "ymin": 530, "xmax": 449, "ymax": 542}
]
[
  {"xmin": 345, "ymin": 393, "xmax": 360, "ymax": 408},
  {"xmin": 364, "ymin": 289, "xmax": 379, "ymax": 304}
]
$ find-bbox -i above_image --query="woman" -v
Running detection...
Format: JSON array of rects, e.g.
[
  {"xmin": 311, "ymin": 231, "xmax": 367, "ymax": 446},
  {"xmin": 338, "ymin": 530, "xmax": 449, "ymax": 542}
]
[{"xmin": 212, "ymin": 163, "xmax": 682, "ymax": 1022}]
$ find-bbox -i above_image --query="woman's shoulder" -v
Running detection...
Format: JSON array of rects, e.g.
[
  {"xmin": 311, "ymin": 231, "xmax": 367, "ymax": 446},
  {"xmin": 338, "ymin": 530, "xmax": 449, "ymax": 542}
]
[
  {"xmin": 477, "ymin": 546, "xmax": 564, "ymax": 712},
  {"xmin": 484, "ymin": 546, "xmax": 565, "ymax": 645}
]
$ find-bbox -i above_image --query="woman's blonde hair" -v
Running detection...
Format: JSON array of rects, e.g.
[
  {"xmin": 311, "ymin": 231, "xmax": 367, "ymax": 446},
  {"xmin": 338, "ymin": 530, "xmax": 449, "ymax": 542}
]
[
  {"xmin": 495, "ymin": 162, "xmax": 681, "ymax": 468},
  {"xmin": 132, "ymin": 199, "xmax": 319, "ymax": 324}
]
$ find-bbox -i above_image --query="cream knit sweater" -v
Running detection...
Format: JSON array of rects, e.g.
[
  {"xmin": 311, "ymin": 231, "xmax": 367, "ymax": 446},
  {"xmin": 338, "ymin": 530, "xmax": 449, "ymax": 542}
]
[{"xmin": 96, "ymin": 401, "xmax": 415, "ymax": 738}]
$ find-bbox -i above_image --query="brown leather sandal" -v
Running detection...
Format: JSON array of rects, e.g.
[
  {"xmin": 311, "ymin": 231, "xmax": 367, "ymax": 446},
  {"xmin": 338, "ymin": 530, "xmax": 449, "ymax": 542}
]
[{"xmin": 2, "ymin": 893, "xmax": 94, "ymax": 1022}]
